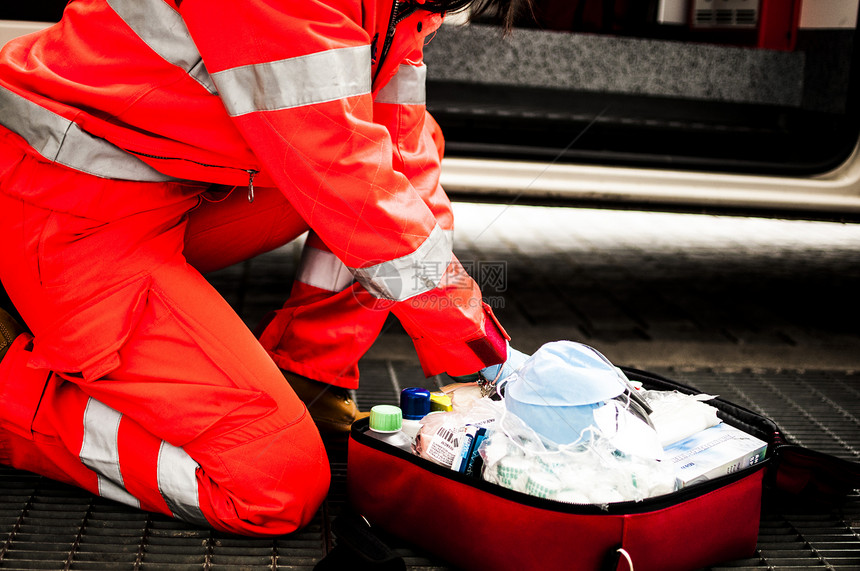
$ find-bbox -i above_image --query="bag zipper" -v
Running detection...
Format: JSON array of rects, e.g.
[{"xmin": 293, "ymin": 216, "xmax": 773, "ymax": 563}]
[{"xmin": 125, "ymin": 149, "xmax": 259, "ymax": 203}]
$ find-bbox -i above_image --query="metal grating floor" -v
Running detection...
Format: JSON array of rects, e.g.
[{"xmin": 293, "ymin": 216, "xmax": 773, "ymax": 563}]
[
  {"xmin": 0, "ymin": 472, "xmax": 328, "ymax": 570},
  {"xmin": 1, "ymin": 365, "xmax": 858, "ymax": 570}
]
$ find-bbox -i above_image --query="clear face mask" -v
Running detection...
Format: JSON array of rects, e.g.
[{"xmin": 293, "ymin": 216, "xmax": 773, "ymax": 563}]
[
  {"xmin": 611, "ymin": 390, "xmax": 654, "ymax": 429},
  {"xmin": 593, "ymin": 394, "xmax": 665, "ymax": 459}
]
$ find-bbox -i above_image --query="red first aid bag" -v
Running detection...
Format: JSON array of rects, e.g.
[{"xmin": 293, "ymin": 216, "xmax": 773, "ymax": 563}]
[{"xmin": 347, "ymin": 368, "xmax": 860, "ymax": 571}]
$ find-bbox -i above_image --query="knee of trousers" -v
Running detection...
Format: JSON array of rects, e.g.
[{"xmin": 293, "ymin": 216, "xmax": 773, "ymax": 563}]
[{"xmin": 197, "ymin": 410, "xmax": 331, "ymax": 536}]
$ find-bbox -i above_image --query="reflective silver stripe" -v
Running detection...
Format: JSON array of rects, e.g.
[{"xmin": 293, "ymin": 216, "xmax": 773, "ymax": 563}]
[
  {"xmin": 375, "ymin": 64, "xmax": 426, "ymax": 105},
  {"xmin": 297, "ymin": 246, "xmax": 354, "ymax": 293},
  {"xmin": 212, "ymin": 45, "xmax": 372, "ymax": 117},
  {"xmin": 351, "ymin": 225, "xmax": 453, "ymax": 301},
  {"xmin": 106, "ymin": 0, "xmax": 216, "ymax": 94},
  {"xmin": 157, "ymin": 441, "xmax": 208, "ymax": 527},
  {"xmin": 79, "ymin": 397, "xmax": 206, "ymax": 525},
  {"xmin": 0, "ymin": 88, "xmax": 176, "ymax": 181},
  {"xmin": 80, "ymin": 398, "xmax": 140, "ymax": 508}
]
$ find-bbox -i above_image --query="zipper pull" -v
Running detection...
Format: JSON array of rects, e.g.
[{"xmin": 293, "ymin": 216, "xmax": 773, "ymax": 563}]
[{"xmin": 246, "ymin": 170, "xmax": 257, "ymax": 203}]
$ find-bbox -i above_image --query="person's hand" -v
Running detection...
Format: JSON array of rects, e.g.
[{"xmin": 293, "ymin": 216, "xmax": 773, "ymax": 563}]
[
  {"xmin": 444, "ymin": 343, "xmax": 529, "ymax": 397},
  {"xmin": 479, "ymin": 343, "xmax": 529, "ymax": 389}
]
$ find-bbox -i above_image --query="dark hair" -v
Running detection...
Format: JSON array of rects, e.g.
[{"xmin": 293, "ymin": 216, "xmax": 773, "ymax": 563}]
[{"xmin": 420, "ymin": 0, "xmax": 532, "ymax": 34}]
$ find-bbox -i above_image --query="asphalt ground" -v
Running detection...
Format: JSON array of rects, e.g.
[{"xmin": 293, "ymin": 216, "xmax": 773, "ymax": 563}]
[{"xmin": 2, "ymin": 203, "xmax": 860, "ymax": 569}]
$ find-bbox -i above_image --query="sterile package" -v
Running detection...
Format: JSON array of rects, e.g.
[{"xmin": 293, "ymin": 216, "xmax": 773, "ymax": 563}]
[
  {"xmin": 414, "ymin": 399, "xmax": 502, "ymax": 468},
  {"xmin": 641, "ymin": 390, "xmax": 722, "ymax": 447},
  {"xmin": 664, "ymin": 422, "xmax": 768, "ymax": 486},
  {"xmin": 479, "ymin": 402, "xmax": 678, "ymax": 505}
]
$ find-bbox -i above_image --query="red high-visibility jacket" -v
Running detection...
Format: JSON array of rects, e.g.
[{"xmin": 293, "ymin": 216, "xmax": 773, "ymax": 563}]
[{"xmin": 0, "ymin": 0, "xmax": 508, "ymax": 376}]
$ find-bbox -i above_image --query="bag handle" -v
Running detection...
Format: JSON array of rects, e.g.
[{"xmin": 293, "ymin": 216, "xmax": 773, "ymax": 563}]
[{"xmin": 601, "ymin": 545, "xmax": 634, "ymax": 571}]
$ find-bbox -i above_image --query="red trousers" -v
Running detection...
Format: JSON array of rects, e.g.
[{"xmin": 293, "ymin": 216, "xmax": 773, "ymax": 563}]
[
  {"xmin": 187, "ymin": 188, "xmax": 390, "ymax": 390},
  {"xmin": 0, "ymin": 136, "xmax": 392, "ymax": 535}
]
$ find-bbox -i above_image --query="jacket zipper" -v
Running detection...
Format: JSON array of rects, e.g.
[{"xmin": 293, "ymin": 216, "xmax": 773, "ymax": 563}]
[
  {"xmin": 125, "ymin": 149, "xmax": 259, "ymax": 203},
  {"xmin": 373, "ymin": 1, "xmax": 418, "ymax": 83},
  {"xmin": 246, "ymin": 169, "xmax": 256, "ymax": 203}
]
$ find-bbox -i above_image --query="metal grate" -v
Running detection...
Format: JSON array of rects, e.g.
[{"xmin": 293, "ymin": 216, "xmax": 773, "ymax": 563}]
[{"xmin": 0, "ymin": 470, "xmax": 326, "ymax": 570}]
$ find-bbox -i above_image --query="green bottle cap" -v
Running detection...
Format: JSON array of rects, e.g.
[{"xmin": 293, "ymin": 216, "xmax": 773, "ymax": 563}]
[{"xmin": 369, "ymin": 405, "xmax": 403, "ymax": 433}]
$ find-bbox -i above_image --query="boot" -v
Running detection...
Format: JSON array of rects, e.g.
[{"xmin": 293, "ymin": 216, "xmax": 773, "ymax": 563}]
[
  {"xmin": 282, "ymin": 370, "xmax": 369, "ymax": 435},
  {"xmin": 0, "ymin": 308, "xmax": 26, "ymax": 364}
]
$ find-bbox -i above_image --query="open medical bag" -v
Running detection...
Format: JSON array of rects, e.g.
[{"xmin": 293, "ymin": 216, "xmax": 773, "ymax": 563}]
[{"xmin": 345, "ymin": 368, "xmax": 860, "ymax": 571}]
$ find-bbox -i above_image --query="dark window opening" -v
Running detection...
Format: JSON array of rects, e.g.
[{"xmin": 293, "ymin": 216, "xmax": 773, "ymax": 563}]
[{"xmin": 427, "ymin": 0, "xmax": 860, "ymax": 177}]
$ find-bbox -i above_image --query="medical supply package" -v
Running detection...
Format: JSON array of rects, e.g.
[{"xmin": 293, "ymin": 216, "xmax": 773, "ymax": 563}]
[{"xmin": 665, "ymin": 422, "xmax": 768, "ymax": 486}]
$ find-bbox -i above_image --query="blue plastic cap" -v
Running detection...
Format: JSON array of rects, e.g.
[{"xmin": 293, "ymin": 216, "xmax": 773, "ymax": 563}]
[{"xmin": 400, "ymin": 387, "xmax": 431, "ymax": 420}]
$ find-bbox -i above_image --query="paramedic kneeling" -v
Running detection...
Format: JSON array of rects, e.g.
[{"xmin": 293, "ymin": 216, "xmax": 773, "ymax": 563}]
[{"xmin": 0, "ymin": 0, "xmax": 528, "ymax": 535}]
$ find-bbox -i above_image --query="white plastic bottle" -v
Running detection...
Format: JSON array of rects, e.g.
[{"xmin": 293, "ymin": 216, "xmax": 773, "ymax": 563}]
[{"xmin": 366, "ymin": 405, "xmax": 414, "ymax": 453}]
